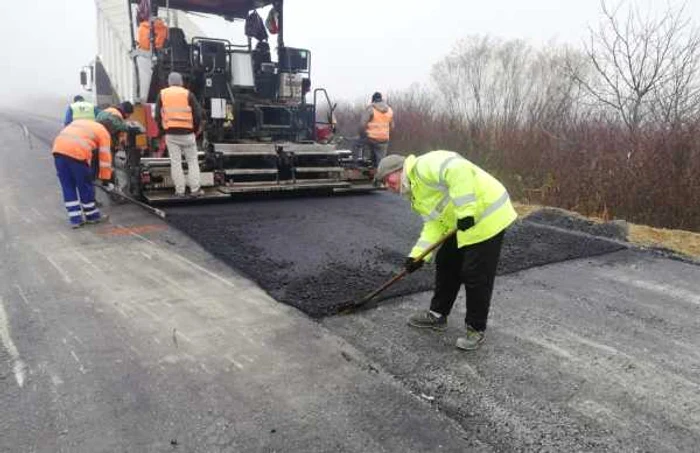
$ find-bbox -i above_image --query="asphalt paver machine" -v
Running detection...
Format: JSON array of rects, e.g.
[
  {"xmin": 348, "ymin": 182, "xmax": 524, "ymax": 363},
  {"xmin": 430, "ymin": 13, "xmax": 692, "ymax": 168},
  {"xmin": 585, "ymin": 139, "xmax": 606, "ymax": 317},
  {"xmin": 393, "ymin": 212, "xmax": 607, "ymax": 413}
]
[{"xmin": 105, "ymin": 0, "xmax": 375, "ymax": 203}]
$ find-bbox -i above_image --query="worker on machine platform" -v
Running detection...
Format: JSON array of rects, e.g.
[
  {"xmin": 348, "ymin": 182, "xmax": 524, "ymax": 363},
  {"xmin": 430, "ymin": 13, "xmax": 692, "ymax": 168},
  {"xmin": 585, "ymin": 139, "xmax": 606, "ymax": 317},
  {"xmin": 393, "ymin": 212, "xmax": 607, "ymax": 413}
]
[
  {"xmin": 360, "ymin": 92, "xmax": 394, "ymax": 167},
  {"xmin": 155, "ymin": 72, "xmax": 205, "ymax": 198},
  {"xmin": 375, "ymin": 151, "xmax": 517, "ymax": 351}
]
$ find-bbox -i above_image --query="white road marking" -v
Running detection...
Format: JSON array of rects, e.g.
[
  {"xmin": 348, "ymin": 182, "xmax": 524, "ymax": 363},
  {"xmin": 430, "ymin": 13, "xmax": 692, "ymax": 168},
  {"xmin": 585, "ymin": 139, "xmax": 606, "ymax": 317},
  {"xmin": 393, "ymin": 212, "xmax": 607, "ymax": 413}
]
[
  {"xmin": 176, "ymin": 330, "xmax": 194, "ymax": 344},
  {"xmin": 127, "ymin": 230, "xmax": 237, "ymax": 289},
  {"xmin": 50, "ymin": 372, "xmax": 64, "ymax": 387},
  {"xmin": 599, "ymin": 271, "xmax": 700, "ymax": 306},
  {"xmin": 74, "ymin": 251, "xmax": 101, "ymax": 273},
  {"xmin": 0, "ymin": 297, "xmax": 27, "ymax": 387},
  {"xmin": 70, "ymin": 350, "xmax": 87, "ymax": 374},
  {"xmin": 45, "ymin": 255, "xmax": 72, "ymax": 284},
  {"xmin": 225, "ymin": 355, "xmax": 245, "ymax": 370},
  {"xmin": 133, "ymin": 304, "xmax": 162, "ymax": 322},
  {"xmin": 240, "ymin": 354, "xmax": 255, "ymax": 363},
  {"xmin": 14, "ymin": 285, "xmax": 30, "ymax": 306},
  {"xmin": 68, "ymin": 330, "xmax": 84, "ymax": 346}
]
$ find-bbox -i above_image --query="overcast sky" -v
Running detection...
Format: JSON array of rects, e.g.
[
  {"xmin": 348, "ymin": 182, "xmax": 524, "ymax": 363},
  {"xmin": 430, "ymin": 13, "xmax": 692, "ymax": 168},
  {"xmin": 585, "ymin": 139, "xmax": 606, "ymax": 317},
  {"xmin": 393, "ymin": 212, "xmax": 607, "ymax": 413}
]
[{"xmin": 0, "ymin": 0, "xmax": 698, "ymax": 106}]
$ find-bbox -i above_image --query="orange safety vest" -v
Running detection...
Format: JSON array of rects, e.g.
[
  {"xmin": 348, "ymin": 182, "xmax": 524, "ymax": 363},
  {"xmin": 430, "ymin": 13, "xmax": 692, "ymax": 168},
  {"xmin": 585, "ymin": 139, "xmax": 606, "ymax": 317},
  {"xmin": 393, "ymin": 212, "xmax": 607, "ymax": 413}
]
[
  {"xmin": 160, "ymin": 86, "xmax": 194, "ymax": 130},
  {"xmin": 137, "ymin": 19, "xmax": 168, "ymax": 50},
  {"xmin": 52, "ymin": 120, "xmax": 113, "ymax": 180},
  {"xmin": 103, "ymin": 107, "xmax": 124, "ymax": 120},
  {"xmin": 366, "ymin": 106, "xmax": 393, "ymax": 142}
]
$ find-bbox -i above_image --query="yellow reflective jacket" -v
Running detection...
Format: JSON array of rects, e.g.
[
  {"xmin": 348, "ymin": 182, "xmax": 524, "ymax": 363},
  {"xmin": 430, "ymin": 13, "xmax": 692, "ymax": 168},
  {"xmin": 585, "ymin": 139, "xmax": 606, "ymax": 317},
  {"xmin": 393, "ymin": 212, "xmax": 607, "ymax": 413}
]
[{"xmin": 405, "ymin": 151, "xmax": 517, "ymax": 260}]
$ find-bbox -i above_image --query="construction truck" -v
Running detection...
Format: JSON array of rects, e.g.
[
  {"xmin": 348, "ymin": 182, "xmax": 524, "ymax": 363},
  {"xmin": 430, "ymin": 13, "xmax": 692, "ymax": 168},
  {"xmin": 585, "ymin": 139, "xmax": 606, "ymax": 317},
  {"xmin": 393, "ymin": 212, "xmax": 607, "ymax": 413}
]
[{"xmin": 81, "ymin": 0, "xmax": 376, "ymax": 203}]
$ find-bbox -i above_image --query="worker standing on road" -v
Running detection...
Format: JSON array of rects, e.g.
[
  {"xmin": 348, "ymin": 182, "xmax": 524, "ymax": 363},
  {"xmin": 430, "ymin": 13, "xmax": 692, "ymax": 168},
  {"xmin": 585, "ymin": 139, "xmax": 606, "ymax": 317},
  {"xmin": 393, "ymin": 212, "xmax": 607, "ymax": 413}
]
[
  {"xmin": 64, "ymin": 95, "xmax": 98, "ymax": 126},
  {"xmin": 360, "ymin": 92, "xmax": 394, "ymax": 167},
  {"xmin": 155, "ymin": 72, "xmax": 205, "ymax": 198},
  {"xmin": 52, "ymin": 119, "xmax": 113, "ymax": 228},
  {"xmin": 375, "ymin": 151, "xmax": 517, "ymax": 350}
]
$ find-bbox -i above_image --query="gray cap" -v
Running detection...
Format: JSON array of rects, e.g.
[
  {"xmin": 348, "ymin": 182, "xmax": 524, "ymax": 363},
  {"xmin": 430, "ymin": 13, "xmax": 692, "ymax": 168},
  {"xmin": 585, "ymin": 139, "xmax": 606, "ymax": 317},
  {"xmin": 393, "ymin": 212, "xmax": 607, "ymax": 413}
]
[
  {"xmin": 168, "ymin": 72, "xmax": 183, "ymax": 86},
  {"xmin": 375, "ymin": 154, "xmax": 406, "ymax": 181}
]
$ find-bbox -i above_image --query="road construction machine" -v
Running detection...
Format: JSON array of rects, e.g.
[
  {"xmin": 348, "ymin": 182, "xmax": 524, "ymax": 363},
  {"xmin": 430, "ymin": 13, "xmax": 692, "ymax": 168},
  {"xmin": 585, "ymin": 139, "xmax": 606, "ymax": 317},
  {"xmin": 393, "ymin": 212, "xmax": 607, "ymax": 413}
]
[{"xmin": 82, "ymin": 0, "xmax": 375, "ymax": 203}]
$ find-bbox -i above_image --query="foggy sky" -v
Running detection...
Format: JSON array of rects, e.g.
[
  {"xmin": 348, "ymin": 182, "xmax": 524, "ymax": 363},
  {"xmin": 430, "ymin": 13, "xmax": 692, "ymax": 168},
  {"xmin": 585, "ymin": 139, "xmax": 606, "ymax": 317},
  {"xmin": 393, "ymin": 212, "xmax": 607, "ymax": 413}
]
[{"xmin": 0, "ymin": 0, "xmax": 698, "ymax": 107}]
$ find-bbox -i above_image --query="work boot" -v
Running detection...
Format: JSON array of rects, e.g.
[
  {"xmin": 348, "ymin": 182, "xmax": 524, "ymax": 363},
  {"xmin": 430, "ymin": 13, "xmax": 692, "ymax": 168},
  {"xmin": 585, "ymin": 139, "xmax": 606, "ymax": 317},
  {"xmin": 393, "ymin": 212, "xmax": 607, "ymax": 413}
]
[
  {"xmin": 86, "ymin": 214, "xmax": 109, "ymax": 225},
  {"xmin": 189, "ymin": 189, "xmax": 205, "ymax": 198},
  {"xmin": 407, "ymin": 311, "xmax": 447, "ymax": 331},
  {"xmin": 456, "ymin": 325, "xmax": 485, "ymax": 351},
  {"xmin": 71, "ymin": 222, "xmax": 85, "ymax": 229}
]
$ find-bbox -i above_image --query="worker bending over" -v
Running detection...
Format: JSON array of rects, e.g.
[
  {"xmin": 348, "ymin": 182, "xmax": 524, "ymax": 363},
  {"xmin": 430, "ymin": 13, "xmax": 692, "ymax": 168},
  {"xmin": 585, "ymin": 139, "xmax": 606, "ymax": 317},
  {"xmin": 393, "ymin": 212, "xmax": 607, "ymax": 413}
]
[
  {"xmin": 52, "ymin": 119, "xmax": 113, "ymax": 228},
  {"xmin": 155, "ymin": 72, "xmax": 205, "ymax": 197},
  {"xmin": 375, "ymin": 151, "xmax": 516, "ymax": 350},
  {"xmin": 96, "ymin": 101, "xmax": 134, "ymax": 134},
  {"xmin": 64, "ymin": 95, "xmax": 98, "ymax": 125}
]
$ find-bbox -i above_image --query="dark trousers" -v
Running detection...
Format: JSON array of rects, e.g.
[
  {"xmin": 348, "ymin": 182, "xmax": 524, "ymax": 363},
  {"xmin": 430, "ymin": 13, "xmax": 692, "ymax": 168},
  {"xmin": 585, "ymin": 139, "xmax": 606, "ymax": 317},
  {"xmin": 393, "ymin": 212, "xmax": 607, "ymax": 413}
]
[
  {"xmin": 54, "ymin": 155, "xmax": 101, "ymax": 224},
  {"xmin": 430, "ymin": 231, "xmax": 506, "ymax": 332}
]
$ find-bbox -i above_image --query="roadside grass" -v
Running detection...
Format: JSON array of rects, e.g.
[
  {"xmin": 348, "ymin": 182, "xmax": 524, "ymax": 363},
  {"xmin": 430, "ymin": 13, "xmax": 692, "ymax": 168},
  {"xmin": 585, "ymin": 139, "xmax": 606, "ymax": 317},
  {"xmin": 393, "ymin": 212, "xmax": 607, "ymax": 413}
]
[{"xmin": 513, "ymin": 202, "xmax": 700, "ymax": 259}]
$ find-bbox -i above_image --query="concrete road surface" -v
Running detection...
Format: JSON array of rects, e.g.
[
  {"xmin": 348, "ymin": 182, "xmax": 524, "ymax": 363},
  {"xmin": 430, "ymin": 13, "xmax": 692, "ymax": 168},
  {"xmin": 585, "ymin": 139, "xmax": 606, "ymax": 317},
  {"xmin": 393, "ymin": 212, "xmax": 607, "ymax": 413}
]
[
  {"xmin": 3, "ymin": 112, "xmax": 700, "ymax": 452},
  {"xmin": 0, "ymin": 116, "xmax": 478, "ymax": 451}
]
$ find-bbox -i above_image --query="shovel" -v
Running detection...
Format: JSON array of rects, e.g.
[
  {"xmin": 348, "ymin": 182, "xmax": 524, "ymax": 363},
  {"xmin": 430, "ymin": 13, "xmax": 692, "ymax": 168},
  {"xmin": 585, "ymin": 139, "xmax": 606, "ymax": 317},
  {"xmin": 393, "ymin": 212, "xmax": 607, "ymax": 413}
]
[{"xmin": 343, "ymin": 228, "xmax": 457, "ymax": 313}]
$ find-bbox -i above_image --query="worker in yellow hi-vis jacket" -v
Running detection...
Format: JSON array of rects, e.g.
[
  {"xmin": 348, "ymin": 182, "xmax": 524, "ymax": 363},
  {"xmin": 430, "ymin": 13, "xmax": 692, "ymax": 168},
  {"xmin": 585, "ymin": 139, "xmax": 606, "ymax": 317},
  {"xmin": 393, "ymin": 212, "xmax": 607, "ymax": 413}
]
[{"xmin": 375, "ymin": 151, "xmax": 517, "ymax": 351}]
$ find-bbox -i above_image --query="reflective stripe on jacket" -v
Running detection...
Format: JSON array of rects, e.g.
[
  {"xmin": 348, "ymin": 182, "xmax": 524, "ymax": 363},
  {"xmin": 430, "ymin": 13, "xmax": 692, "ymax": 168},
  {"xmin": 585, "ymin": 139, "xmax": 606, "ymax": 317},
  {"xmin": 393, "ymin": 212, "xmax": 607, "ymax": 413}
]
[
  {"xmin": 160, "ymin": 86, "xmax": 194, "ymax": 131},
  {"xmin": 406, "ymin": 150, "xmax": 517, "ymax": 260},
  {"xmin": 366, "ymin": 107, "xmax": 393, "ymax": 142},
  {"xmin": 70, "ymin": 101, "xmax": 96, "ymax": 121},
  {"xmin": 52, "ymin": 120, "xmax": 113, "ymax": 180}
]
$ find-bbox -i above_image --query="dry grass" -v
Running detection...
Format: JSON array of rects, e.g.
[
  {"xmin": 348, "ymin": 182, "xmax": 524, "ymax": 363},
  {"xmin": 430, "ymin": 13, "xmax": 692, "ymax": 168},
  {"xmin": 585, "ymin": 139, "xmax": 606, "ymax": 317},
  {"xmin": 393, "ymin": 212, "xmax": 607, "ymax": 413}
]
[
  {"xmin": 628, "ymin": 224, "xmax": 700, "ymax": 258},
  {"xmin": 514, "ymin": 202, "xmax": 700, "ymax": 259}
]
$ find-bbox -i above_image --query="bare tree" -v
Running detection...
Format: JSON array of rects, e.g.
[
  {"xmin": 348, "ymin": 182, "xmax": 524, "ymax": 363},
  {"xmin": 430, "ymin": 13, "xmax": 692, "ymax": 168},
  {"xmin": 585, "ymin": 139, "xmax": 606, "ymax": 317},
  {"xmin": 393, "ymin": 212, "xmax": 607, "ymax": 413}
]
[{"xmin": 568, "ymin": 0, "xmax": 700, "ymax": 136}]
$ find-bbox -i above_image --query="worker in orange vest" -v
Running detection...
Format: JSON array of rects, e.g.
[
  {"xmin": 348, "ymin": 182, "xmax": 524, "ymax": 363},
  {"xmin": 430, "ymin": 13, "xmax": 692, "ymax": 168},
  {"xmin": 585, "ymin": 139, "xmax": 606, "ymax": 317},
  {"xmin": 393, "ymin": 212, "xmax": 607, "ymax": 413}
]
[
  {"xmin": 154, "ymin": 72, "xmax": 205, "ymax": 197},
  {"xmin": 360, "ymin": 92, "xmax": 394, "ymax": 167},
  {"xmin": 52, "ymin": 119, "xmax": 113, "ymax": 228},
  {"xmin": 137, "ymin": 17, "xmax": 168, "ymax": 50}
]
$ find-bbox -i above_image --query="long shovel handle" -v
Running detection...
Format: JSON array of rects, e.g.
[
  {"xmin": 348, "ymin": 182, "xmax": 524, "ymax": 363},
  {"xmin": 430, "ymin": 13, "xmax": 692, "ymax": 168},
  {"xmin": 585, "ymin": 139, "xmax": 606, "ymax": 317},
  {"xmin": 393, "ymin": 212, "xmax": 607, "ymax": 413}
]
[
  {"xmin": 95, "ymin": 184, "xmax": 167, "ymax": 219},
  {"xmin": 354, "ymin": 228, "xmax": 458, "ymax": 308}
]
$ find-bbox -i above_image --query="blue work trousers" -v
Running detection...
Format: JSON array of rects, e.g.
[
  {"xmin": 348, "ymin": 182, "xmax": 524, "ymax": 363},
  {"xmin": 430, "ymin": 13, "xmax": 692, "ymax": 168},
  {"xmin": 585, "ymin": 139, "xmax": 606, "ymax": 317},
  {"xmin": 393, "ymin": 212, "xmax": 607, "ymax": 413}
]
[{"xmin": 54, "ymin": 155, "xmax": 101, "ymax": 225}]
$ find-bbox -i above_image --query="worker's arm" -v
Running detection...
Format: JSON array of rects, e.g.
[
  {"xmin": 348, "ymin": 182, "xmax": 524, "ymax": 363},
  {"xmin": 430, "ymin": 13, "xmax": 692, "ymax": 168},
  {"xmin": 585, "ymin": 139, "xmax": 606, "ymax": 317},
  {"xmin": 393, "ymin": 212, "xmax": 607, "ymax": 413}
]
[
  {"xmin": 359, "ymin": 106, "xmax": 373, "ymax": 127},
  {"xmin": 444, "ymin": 160, "xmax": 477, "ymax": 228},
  {"xmin": 96, "ymin": 128, "xmax": 113, "ymax": 181},
  {"xmin": 409, "ymin": 218, "xmax": 444, "ymax": 263},
  {"xmin": 188, "ymin": 92, "xmax": 204, "ymax": 133},
  {"xmin": 154, "ymin": 94, "xmax": 164, "ymax": 135},
  {"xmin": 64, "ymin": 107, "xmax": 72, "ymax": 126}
]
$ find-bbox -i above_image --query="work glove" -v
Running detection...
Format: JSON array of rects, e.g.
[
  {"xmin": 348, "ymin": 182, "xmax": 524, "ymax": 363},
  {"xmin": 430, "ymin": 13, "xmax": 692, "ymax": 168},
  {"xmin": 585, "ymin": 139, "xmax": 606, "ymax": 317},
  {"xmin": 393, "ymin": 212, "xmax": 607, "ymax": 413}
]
[
  {"xmin": 403, "ymin": 257, "xmax": 424, "ymax": 274},
  {"xmin": 457, "ymin": 216, "xmax": 475, "ymax": 231},
  {"xmin": 101, "ymin": 180, "xmax": 115, "ymax": 191}
]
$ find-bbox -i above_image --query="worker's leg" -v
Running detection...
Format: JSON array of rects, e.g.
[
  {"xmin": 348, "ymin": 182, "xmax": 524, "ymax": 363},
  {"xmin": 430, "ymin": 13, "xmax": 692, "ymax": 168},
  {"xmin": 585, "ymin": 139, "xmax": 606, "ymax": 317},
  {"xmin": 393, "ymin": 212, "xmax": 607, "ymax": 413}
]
[
  {"xmin": 181, "ymin": 133, "xmax": 201, "ymax": 193},
  {"xmin": 461, "ymin": 231, "xmax": 506, "ymax": 332},
  {"xmin": 54, "ymin": 155, "xmax": 83, "ymax": 226},
  {"xmin": 373, "ymin": 142, "xmax": 388, "ymax": 167},
  {"xmin": 429, "ymin": 235, "xmax": 465, "ymax": 317},
  {"xmin": 73, "ymin": 159, "xmax": 102, "ymax": 223},
  {"xmin": 165, "ymin": 134, "xmax": 186, "ymax": 195}
]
